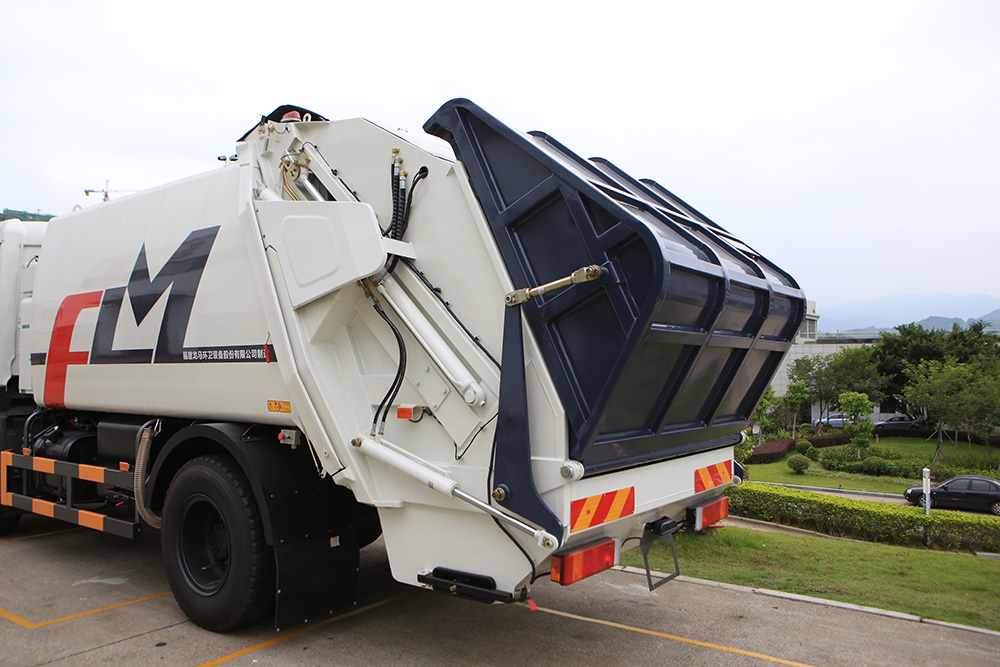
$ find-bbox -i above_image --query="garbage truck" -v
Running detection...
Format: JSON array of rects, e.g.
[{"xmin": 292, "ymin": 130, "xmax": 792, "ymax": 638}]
[{"xmin": 0, "ymin": 100, "xmax": 806, "ymax": 632}]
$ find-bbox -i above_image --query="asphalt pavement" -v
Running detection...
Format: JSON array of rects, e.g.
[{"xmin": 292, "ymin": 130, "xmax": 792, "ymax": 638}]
[{"xmin": 2, "ymin": 512, "xmax": 998, "ymax": 666}]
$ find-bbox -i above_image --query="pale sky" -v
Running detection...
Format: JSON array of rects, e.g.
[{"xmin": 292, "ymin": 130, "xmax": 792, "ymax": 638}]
[{"xmin": 2, "ymin": 1, "xmax": 997, "ymax": 309}]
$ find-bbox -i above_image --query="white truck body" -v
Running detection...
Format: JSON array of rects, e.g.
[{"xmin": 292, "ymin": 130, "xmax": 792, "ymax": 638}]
[{"xmin": 0, "ymin": 101, "xmax": 806, "ymax": 631}]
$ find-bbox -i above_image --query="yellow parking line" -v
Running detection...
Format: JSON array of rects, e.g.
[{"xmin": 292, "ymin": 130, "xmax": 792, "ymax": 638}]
[
  {"xmin": 524, "ymin": 603, "xmax": 815, "ymax": 667},
  {"xmin": 197, "ymin": 591, "xmax": 416, "ymax": 667},
  {"xmin": 0, "ymin": 605, "xmax": 34, "ymax": 629},
  {"xmin": 0, "ymin": 592, "xmax": 172, "ymax": 630}
]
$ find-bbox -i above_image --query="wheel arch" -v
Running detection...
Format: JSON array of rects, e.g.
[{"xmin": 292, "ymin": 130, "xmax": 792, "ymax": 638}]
[{"xmin": 147, "ymin": 423, "xmax": 281, "ymax": 542}]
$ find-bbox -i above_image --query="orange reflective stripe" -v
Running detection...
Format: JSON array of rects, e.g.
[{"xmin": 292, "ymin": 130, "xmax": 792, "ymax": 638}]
[
  {"xmin": 696, "ymin": 461, "xmax": 734, "ymax": 493},
  {"xmin": 571, "ymin": 487, "xmax": 636, "ymax": 532},
  {"xmin": 77, "ymin": 465, "xmax": 105, "ymax": 483},
  {"xmin": 710, "ymin": 463, "xmax": 731, "ymax": 486},
  {"xmin": 606, "ymin": 488, "xmax": 632, "ymax": 522},
  {"xmin": 696, "ymin": 467, "xmax": 714, "ymax": 493},
  {"xmin": 33, "ymin": 457, "xmax": 56, "ymax": 474},
  {"xmin": 32, "ymin": 498, "xmax": 56, "ymax": 517},
  {"xmin": 572, "ymin": 494, "xmax": 603, "ymax": 532},
  {"xmin": 77, "ymin": 510, "xmax": 105, "ymax": 531},
  {"xmin": 0, "ymin": 451, "xmax": 10, "ymax": 506}
]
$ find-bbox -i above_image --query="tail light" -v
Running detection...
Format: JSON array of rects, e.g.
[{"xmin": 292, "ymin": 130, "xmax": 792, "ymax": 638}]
[
  {"xmin": 691, "ymin": 496, "xmax": 729, "ymax": 531},
  {"xmin": 550, "ymin": 539, "xmax": 615, "ymax": 586}
]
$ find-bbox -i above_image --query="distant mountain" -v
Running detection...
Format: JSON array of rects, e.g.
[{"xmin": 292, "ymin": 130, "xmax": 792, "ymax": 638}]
[
  {"xmin": 913, "ymin": 316, "xmax": 966, "ymax": 331},
  {"xmin": 818, "ymin": 294, "xmax": 1000, "ymax": 332},
  {"xmin": 978, "ymin": 308, "xmax": 1000, "ymax": 327}
]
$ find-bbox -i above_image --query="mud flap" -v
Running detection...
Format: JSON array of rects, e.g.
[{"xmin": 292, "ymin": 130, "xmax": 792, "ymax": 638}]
[{"xmin": 274, "ymin": 530, "xmax": 359, "ymax": 632}]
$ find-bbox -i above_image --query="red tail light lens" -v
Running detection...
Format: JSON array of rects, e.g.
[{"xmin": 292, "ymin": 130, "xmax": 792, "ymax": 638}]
[
  {"xmin": 550, "ymin": 539, "xmax": 616, "ymax": 586},
  {"xmin": 693, "ymin": 496, "xmax": 729, "ymax": 531}
]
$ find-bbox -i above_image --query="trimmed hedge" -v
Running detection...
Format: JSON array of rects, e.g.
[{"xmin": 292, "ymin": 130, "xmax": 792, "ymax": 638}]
[
  {"xmin": 728, "ymin": 483, "xmax": 1000, "ymax": 553},
  {"xmin": 819, "ymin": 445, "xmax": 998, "ymax": 480},
  {"xmin": 746, "ymin": 433, "xmax": 852, "ymax": 464},
  {"xmin": 786, "ymin": 454, "xmax": 810, "ymax": 473}
]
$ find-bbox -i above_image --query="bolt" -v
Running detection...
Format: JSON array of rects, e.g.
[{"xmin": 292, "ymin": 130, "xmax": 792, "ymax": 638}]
[
  {"xmin": 351, "ymin": 438, "xmax": 362, "ymax": 447},
  {"xmin": 542, "ymin": 538, "xmax": 554, "ymax": 549},
  {"xmin": 492, "ymin": 487, "xmax": 506, "ymax": 501},
  {"xmin": 560, "ymin": 464, "xmax": 575, "ymax": 479}
]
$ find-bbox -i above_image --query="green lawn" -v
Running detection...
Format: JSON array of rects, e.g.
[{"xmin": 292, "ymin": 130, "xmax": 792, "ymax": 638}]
[
  {"xmin": 748, "ymin": 436, "xmax": 1000, "ymax": 495},
  {"xmin": 621, "ymin": 526, "xmax": 1000, "ymax": 631},
  {"xmin": 871, "ymin": 435, "xmax": 999, "ymax": 459},
  {"xmin": 748, "ymin": 460, "xmax": 916, "ymax": 495}
]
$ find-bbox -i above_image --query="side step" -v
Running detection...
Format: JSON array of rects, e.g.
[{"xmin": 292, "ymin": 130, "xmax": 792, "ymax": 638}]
[
  {"xmin": 417, "ymin": 567, "xmax": 516, "ymax": 603},
  {"xmin": 1, "ymin": 450, "xmax": 140, "ymax": 538}
]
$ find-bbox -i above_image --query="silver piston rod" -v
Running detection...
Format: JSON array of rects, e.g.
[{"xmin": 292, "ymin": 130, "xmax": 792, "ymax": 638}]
[{"xmin": 352, "ymin": 436, "xmax": 557, "ymax": 549}]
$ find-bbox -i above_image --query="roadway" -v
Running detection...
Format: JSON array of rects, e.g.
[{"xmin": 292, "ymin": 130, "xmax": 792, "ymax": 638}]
[{"xmin": 2, "ymin": 515, "xmax": 997, "ymax": 666}]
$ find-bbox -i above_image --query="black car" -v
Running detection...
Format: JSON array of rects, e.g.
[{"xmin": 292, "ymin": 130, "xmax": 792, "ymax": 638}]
[
  {"xmin": 874, "ymin": 415, "xmax": 916, "ymax": 431},
  {"xmin": 903, "ymin": 475, "xmax": 1000, "ymax": 515}
]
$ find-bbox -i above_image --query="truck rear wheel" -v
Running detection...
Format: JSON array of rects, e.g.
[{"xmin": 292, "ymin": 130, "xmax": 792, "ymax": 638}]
[{"xmin": 162, "ymin": 455, "xmax": 275, "ymax": 631}]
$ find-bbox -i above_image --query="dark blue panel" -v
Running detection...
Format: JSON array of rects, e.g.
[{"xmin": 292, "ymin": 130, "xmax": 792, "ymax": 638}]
[{"xmin": 425, "ymin": 100, "xmax": 806, "ymax": 475}]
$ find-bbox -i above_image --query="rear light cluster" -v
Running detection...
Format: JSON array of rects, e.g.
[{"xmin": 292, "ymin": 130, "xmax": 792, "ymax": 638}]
[
  {"xmin": 550, "ymin": 539, "xmax": 615, "ymax": 586},
  {"xmin": 691, "ymin": 495, "xmax": 729, "ymax": 531}
]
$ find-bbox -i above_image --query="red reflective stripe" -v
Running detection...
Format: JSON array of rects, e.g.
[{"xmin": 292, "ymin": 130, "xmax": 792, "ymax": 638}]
[
  {"xmin": 44, "ymin": 291, "xmax": 103, "ymax": 408},
  {"xmin": 708, "ymin": 463, "xmax": 725, "ymax": 487},
  {"xmin": 695, "ymin": 467, "xmax": 714, "ymax": 493},
  {"xmin": 590, "ymin": 490, "xmax": 617, "ymax": 526}
]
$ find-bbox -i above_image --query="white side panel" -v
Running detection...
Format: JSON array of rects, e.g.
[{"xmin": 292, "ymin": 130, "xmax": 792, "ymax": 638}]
[
  {"xmin": 256, "ymin": 200, "xmax": 387, "ymax": 308},
  {"xmin": 30, "ymin": 167, "xmax": 293, "ymax": 423},
  {"xmin": 0, "ymin": 219, "xmax": 46, "ymax": 387}
]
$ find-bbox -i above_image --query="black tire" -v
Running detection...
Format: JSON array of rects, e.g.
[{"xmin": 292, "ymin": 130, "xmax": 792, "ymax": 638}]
[
  {"xmin": 161, "ymin": 455, "xmax": 275, "ymax": 632},
  {"xmin": 992, "ymin": 501, "xmax": 1000, "ymax": 517},
  {"xmin": 0, "ymin": 507, "xmax": 21, "ymax": 536},
  {"xmin": 917, "ymin": 494, "xmax": 934, "ymax": 509}
]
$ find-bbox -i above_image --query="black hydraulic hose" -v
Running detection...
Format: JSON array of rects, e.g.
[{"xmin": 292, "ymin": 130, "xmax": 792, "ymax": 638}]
[
  {"xmin": 400, "ymin": 166, "xmax": 428, "ymax": 239},
  {"xmin": 386, "ymin": 162, "xmax": 397, "ymax": 237},
  {"xmin": 22, "ymin": 409, "xmax": 46, "ymax": 454},
  {"xmin": 386, "ymin": 166, "xmax": 429, "ymax": 275},
  {"xmin": 395, "ymin": 174, "xmax": 406, "ymax": 240},
  {"xmin": 370, "ymin": 300, "xmax": 407, "ymax": 436}
]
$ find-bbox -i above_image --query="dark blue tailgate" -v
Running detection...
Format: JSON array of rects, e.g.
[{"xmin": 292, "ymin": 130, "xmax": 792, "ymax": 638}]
[{"xmin": 425, "ymin": 100, "xmax": 805, "ymax": 476}]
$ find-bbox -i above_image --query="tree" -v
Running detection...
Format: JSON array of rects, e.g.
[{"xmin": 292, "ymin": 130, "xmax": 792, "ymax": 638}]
[
  {"xmin": 950, "ymin": 357, "xmax": 1000, "ymax": 450},
  {"xmin": 839, "ymin": 391, "xmax": 874, "ymax": 456},
  {"xmin": 782, "ymin": 381, "xmax": 812, "ymax": 440},
  {"xmin": 871, "ymin": 324, "xmax": 948, "ymax": 413},
  {"xmin": 903, "ymin": 360, "xmax": 967, "ymax": 463},
  {"xmin": 788, "ymin": 354, "xmax": 836, "ymax": 431},
  {"xmin": 827, "ymin": 346, "xmax": 885, "ymax": 406},
  {"xmin": 740, "ymin": 386, "xmax": 776, "ymax": 464},
  {"xmin": 945, "ymin": 321, "xmax": 1000, "ymax": 365},
  {"xmin": 872, "ymin": 322, "xmax": 1000, "ymax": 415}
]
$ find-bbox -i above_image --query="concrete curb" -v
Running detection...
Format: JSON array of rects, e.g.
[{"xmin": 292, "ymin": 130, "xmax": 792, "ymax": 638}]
[
  {"xmin": 752, "ymin": 481, "xmax": 900, "ymax": 498},
  {"xmin": 614, "ymin": 565, "xmax": 1000, "ymax": 638},
  {"xmin": 720, "ymin": 515, "xmax": 839, "ymax": 539}
]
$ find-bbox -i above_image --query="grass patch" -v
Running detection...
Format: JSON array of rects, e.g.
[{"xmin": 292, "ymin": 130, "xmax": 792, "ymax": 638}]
[
  {"xmin": 872, "ymin": 435, "xmax": 1000, "ymax": 461},
  {"xmin": 622, "ymin": 526, "xmax": 1000, "ymax": 631},
  {"xmin": 747, "ymin": 435, "xmax": 1000, "ymax": 494},
  {"xmin": 748, "ymin": 459, "xmax": 916, "ymax": 495}
]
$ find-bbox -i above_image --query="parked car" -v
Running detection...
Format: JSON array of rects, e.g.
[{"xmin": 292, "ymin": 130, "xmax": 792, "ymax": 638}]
[
  {"xmin": 874, "ymin": 415, "xmax": 916, "ymax": 431},
  {"xmin": 812, "ymin": 413, "xmax": 852, "ymax": 428},
  {"xmin": 903, "ymin": 475, "xmax": 1000, "ymax": 515}
]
